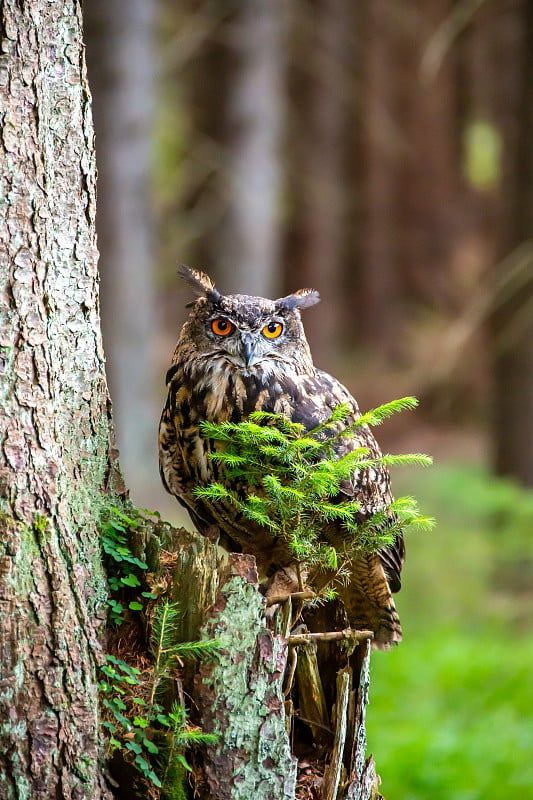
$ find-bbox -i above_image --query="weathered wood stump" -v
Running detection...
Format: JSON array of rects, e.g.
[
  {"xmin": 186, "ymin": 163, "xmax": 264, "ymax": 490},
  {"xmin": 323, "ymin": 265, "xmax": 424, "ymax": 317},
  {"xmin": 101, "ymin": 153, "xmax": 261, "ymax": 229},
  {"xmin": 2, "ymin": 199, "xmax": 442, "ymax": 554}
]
[{"xmin": 148, "ymin": 524, "xmax": 383, "ymax": 800}]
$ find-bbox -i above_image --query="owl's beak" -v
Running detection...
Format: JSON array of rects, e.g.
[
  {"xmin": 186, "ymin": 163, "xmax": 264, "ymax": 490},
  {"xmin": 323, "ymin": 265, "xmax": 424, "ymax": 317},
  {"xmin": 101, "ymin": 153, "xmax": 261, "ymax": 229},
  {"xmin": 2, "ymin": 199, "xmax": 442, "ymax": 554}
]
[{"xmin": 240, "ymin": 335, "xmax": 256, "ymax": 367}]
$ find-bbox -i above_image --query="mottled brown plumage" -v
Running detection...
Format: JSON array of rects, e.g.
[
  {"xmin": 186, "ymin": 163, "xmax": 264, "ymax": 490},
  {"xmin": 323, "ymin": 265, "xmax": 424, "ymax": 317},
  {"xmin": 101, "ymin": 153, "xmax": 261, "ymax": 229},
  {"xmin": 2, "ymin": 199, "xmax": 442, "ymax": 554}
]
[{"xmin": 159, "ymin": 267, "xmax": 404, "ymax": 648}]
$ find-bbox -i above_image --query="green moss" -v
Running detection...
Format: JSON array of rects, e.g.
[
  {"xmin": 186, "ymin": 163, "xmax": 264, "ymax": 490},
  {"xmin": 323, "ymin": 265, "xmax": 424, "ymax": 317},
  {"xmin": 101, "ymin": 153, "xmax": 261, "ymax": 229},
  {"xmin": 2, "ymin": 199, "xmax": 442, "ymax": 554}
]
[
  {"xmin": 0, "ymin": 724, "xmax": 31, "ymax": 800},
  {"xmin": 65, "ymin": 419, "xmax": 114, "ymax": 529},
  {"xmin": 33, "ymin": 514, "xmax": 49, "ymax": 538},
  {"xmin": 61, "ymin": 420, "xmax": 120, "ymax": 615},
  {"xmin": 15, "ymin": 523, "xmax": 42, "ymax": 592}
]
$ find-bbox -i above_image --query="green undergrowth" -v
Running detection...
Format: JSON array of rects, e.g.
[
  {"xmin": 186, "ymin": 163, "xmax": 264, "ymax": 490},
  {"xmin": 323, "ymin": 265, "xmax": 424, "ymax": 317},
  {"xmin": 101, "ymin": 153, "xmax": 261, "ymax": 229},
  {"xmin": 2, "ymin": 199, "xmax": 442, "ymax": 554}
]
[
  {"xmin": 99, "ymin": 503, "xmax": 218, "ymax": 798},
  {"xmin": 368, "ymin": 462, "xmax": 533, "ymax": 800},
  {"xmin": 100, "ymin": 504, "xmax": 156, "ymax": 624}
]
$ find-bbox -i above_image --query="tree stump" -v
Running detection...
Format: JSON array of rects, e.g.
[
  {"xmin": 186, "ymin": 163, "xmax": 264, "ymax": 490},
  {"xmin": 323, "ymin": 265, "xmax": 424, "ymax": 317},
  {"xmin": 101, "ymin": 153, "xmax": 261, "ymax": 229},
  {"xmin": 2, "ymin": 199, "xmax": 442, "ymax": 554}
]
[{"xmin": 152, "ymin": 523, "xmax": 382, "ymax": 800}]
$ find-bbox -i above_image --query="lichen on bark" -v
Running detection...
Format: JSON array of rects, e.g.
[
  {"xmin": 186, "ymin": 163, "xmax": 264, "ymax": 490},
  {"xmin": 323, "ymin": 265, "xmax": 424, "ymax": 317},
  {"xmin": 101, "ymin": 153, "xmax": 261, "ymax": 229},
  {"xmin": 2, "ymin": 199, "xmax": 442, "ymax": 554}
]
[
  {"xmin": 0, "ymin": 1, "xmax": 115, "ymax": 797},
  {"xmin": 195, "ymin": 555, "xmax": 298, "ymax": 800}
]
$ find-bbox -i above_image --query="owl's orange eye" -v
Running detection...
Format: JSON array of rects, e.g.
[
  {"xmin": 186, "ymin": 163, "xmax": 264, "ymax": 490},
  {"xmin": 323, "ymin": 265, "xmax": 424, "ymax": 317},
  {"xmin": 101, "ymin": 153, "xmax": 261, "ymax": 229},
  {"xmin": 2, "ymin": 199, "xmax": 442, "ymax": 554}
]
[
  {"xmin": 211, "ymin": 318, "xmax": 234, "ymax": 336},
  {"xmin": 262, "ymin": 321, "xmax": 283, "ymax": 339}
]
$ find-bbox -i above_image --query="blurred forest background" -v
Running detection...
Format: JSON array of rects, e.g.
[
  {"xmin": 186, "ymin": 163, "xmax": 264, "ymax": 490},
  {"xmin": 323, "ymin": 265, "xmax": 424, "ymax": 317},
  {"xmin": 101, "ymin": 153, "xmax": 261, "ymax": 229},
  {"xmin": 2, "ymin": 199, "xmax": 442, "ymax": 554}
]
[{"xmin": 83, "ymin": 1, "xmax": 533, "ymax": 797}]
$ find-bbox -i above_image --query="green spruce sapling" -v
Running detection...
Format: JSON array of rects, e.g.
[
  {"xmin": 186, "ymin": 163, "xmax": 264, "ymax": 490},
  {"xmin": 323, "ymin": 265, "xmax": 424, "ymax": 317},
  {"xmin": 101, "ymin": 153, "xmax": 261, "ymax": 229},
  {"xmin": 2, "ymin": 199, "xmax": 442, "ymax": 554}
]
[{"xmin": 194, "ymin": 397, "xmax": 434, "ymax": 596}]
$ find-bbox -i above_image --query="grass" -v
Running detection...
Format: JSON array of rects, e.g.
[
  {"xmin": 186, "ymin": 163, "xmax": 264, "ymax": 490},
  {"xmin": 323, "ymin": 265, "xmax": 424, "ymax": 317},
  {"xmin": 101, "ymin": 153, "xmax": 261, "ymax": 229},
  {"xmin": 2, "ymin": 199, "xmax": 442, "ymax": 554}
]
[{"xmin": 367, "ymin": 463, "xmax": 533, "ymax": 800}]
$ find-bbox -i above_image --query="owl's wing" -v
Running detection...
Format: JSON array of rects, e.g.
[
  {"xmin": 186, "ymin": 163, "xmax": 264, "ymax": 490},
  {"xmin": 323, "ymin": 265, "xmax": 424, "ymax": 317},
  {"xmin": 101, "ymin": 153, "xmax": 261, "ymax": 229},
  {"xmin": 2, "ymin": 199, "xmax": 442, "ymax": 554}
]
[
  {"xmin": 159, "ymin": 389, "xmax": 187, "ymax": 504},
  {"xmin": 159, "ymin": 365, "xmax": 236, "ymax": 541},
  {"xmin": 285, "ymin": 369, "xmax": 405, "ymax": 597},
  {"xmin": 158, "ymin": 362, "xmax": 203, "ymax": 515}
]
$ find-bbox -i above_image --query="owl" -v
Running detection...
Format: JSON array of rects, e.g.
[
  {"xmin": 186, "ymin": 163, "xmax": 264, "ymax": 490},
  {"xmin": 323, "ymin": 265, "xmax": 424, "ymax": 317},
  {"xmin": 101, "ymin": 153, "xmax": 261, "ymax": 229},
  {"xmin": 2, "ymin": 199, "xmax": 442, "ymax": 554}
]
[{"xmin": 159, "ymin": 266, "xmax": 404, "ymax": 649}]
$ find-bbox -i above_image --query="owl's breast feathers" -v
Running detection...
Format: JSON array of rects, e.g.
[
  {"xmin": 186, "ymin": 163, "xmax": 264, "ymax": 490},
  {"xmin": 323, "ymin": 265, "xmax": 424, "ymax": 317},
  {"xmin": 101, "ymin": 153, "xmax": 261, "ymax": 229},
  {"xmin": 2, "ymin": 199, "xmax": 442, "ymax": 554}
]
[{"xmin": 159, "ymin": 353, "xmax": 404, "ymax": 647}]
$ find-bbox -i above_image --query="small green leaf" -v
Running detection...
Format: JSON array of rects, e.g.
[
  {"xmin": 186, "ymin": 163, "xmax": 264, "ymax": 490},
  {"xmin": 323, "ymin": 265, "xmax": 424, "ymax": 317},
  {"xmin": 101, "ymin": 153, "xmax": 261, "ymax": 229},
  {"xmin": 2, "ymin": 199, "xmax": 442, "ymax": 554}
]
[
  {"xmin": 147, "ymin": 772, "xmax": 162, "ymax": 788},
  {"xmin": 129, "ymin": 601, "xmax": 144, "ymax": 611},
  {"xmin": 133, "ymin": 716, "xmax": 149, "ymax": 728},
  {"xmin": 175, "ymin": 753, "xmax": 193, "ymax": 772},
  {"xmin": 109, "ymin": 737, "xmax": 123, "ymax": 750},
  {"xmin": 111, "ymin": 710, "xmax": 132, "ymax": 730},
  {"xmin": 120, "ymin": 573, "xmax": 141, "ymax": 588},
  {"xmin": 135, "ymin": 754, "xmax": 151, "ymax": 772}
]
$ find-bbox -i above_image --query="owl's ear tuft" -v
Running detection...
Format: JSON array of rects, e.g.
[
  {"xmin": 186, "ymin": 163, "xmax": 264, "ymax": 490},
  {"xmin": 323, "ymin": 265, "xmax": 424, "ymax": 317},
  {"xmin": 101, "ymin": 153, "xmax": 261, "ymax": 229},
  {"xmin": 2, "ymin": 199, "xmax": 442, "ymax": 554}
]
[
  {"xmin": 275, "ymin": 289, "xmax": 320, "ymax": 311},
  {"xmin": 178, "ymin": 265, "xmax": 221, "ymax": 304}
]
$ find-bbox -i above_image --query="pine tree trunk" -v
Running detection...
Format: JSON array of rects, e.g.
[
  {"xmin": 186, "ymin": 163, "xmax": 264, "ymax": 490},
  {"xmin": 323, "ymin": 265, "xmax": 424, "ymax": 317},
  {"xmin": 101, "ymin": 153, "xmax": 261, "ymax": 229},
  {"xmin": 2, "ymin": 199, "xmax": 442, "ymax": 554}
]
[
  {"xmin": 284, "ymin": 0, "xmax": 350, "ymax": 368},
  {"xmin": 491, "ymin": 0, "xmax": 533, "ymax": 487},
  {"xmin": 180, "ymin": 0, "xmax": 284, "ymax": 297},
  {"xmin": 0, "ymin": 1, "xmax": 116, "ymax": 796},
  {"xmin": 354, "ymin": 0, "xmax": 404, "ymax": 360},
  {"xmin": 84, "ymin": 0, "xmax": 162, "ymax": 507}
]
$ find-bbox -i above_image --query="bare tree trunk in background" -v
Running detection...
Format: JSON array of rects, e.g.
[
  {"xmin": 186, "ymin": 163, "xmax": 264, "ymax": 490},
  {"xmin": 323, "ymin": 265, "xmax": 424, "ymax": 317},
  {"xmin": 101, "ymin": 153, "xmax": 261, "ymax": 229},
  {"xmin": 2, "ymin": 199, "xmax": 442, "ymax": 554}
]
[
  {"xmin": 491, "ymin": 0, "xmax": 533, "ymax": 486},
  {"xmin": 353, "ymin": 0, "xmax": 404, "ymax": 360},
  {"xmin": 181, "ymin": 0, "xmax": 284, "ymax": 298},
  {"xmin": 396, "ymin": 0, "xmax": 461, "ymax": 312},
  {"xmin": 0, "ymin": 1, "xmax": 115, "ymax": 795},
  {"xmin": 284, "ymin": 0, "xmax": 350, "ymax": 368},
  {"xmin": 84, "ymin": 0, "xmax": 160, "ymax": 507}
]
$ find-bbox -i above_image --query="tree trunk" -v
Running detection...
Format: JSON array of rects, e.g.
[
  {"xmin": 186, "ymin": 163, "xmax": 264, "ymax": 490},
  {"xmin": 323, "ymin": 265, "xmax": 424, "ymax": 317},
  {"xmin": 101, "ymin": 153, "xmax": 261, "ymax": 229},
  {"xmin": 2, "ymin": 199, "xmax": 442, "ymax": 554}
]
[
  {"xmin": 0, "ymin": 1, "xmax": 116, "ymax": 797},
  {"xmin": 84, "ymin": 0, "xmax": 161, "ymax": 508},
  {"xmin": 284, "ymin": 0, "xmax": 350, "ymax": 368},
  {"xmin": 396, "ymin": 0, "xmax": 461, "ymax": 313},
  {"xmin": 180, "ymin": 0, "xmax": 284, "ymax": 297},
  {"xmin": 491, "ymin": 0, "xmax": 533, "ymax": 487},
  {"xmin": 353, "ymin": 0, "xmax": 404, "ymax": 360}
]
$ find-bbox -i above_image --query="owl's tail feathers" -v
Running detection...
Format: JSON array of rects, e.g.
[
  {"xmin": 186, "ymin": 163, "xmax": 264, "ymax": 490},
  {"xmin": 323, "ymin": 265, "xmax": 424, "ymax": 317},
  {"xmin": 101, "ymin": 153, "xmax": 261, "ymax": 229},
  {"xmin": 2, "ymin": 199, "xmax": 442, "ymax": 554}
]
[{"xmin": 342, "ymin": 553, "xmax": 402, "ymax": 651}]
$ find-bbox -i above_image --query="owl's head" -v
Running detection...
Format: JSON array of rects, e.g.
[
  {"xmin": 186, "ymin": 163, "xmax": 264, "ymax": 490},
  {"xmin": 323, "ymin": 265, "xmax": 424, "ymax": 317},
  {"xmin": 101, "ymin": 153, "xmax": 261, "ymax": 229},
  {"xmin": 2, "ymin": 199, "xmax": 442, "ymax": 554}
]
[{"xmin": 176, "ymin": 266, "xmax": 320, "ymax": 374}]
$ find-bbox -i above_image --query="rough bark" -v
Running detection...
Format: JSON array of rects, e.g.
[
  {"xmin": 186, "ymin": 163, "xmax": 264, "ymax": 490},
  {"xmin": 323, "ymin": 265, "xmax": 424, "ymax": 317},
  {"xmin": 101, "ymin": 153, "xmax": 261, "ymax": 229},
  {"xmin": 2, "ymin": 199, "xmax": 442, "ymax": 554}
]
[
  {"xmin": 84, "ymin": 0, "xmax": 161, "ymax": 507},
  {"xmin": 138, "ymin": 522, "xmax": 380, "ymax": 800},
  {"xmin": 0, "ymin": 1, "xmax": 115, "ymax": 798},
  {"xmin": 195, "ymin": 555, "xmax": 297, "ymax": 800}
]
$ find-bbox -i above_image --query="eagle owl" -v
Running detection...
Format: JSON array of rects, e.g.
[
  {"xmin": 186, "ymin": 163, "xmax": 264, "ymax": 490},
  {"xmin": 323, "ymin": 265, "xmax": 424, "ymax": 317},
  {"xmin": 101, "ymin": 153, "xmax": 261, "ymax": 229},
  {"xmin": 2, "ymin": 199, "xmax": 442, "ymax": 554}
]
[{"xmin": 159, "ymin": 266, "xmax": 404, "ymax": 648}]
